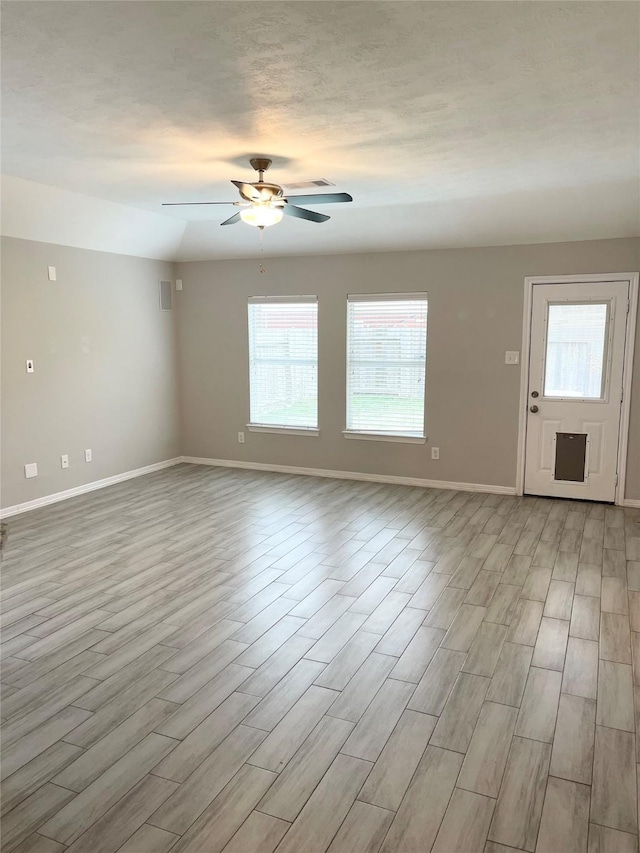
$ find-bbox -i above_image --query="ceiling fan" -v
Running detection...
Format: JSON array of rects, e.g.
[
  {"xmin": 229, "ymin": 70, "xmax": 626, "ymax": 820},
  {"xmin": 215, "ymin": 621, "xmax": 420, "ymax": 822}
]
[{"xmin": 162, "ymin": 158, "xmax": 353, "ymax": 228}]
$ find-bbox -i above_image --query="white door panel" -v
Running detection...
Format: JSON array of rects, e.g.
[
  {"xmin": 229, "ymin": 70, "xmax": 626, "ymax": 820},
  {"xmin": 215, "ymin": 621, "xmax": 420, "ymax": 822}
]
[{"xmin": 524, "ymin": 281, "xmax": 629, "ymax": 502}]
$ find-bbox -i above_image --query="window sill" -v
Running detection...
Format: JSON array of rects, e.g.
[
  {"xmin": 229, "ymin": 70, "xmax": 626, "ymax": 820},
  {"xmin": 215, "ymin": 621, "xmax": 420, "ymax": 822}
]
[
  {"xmin": 342, "ymin": 430, "xmax": 427, "ymax": 445},
  {"xmin": 247, "ymin": 424, "xmax": 320, "ymax": 437}
]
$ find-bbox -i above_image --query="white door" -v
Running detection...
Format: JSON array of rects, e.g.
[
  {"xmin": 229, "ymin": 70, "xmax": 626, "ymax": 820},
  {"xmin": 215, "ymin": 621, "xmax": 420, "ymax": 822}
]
[{"xmin": 524, "ymin": 280, "xmax": 630, "ymax": 502}]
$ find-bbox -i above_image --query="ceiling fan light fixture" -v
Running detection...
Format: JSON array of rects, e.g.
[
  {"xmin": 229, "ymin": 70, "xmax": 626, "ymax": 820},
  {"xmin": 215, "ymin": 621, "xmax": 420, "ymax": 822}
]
[{"xmin": 240, "ymin": 204, "xmax": 283, "ymax": 227}]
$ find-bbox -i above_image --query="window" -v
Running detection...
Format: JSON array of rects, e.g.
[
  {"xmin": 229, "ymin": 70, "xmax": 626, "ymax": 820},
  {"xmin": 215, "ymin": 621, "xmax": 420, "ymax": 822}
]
[
  {"xmin": 544, "ymin": 302, "xmax": 609, "ymax": 399},
  {"xmin": 247, "ymin": 296, "xmax": 318, "ymax": 432},
  {"xmin": 345, "ymin": 293, "xmax": 428, "ymax": 440}
]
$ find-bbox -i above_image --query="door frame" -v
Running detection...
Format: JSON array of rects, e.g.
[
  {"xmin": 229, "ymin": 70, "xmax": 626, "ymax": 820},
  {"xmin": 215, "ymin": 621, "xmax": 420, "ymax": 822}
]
[{"xmin": 515, "ymin": 272, "xmax": 639, "ymax": 505}]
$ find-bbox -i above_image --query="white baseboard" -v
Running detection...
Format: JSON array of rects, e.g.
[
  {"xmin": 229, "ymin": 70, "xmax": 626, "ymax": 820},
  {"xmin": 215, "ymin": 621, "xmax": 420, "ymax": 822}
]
[
  {"xmin": 3, "ymin": 453, "xmax": 634, "ymax": 516},
  {"xmin": 0, "ymin": 458, "xmax": 182, "ymax": 519},
  {"xmin": 180, "ymin": 456, "xmax": 517, "ymax": 495}
]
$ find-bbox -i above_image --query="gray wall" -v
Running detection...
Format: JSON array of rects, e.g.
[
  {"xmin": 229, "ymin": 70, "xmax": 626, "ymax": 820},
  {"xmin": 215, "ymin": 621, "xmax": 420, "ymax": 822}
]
[
  {"xmin": 2, "ymin": 235, "xmax": 637, "ymax": 511},
  {"xmin": 1, "ymin": 236, "xmax": 181, "ymax": 509},
  {"xmin": 175, "ymin": 237, "xmax": 640, "ymax": 499}
]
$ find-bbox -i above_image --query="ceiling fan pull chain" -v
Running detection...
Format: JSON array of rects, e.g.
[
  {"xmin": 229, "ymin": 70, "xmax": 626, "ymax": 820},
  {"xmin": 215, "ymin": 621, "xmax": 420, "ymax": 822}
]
[{"xmin": 258, "ymin": 228, "xmax": 266, "ymax": 274}]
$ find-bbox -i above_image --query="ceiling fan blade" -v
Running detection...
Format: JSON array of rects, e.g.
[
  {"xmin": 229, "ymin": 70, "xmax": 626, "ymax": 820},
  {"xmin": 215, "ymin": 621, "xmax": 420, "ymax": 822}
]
[
  {"xmin": 283, "ymin": 205, "xmax": 330, "ymax": 223},
  {"xmin": 231, "ymin": 180, "xmax": 261, "ymax": 202},
  {"xmin": 220, "ymin": 212, "xmax": 242, "ymax": 226},
  {"xmin": 162, "ymin": 201, "xmax": 236, "ymax": 206},
  {"xmin": 283, "ymin": 192, "xmax": 353, "ymax": 205}
]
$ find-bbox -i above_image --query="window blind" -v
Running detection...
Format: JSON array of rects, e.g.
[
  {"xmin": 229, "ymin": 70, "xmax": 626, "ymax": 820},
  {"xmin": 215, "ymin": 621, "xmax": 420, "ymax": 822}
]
[
  {"xmin": 248, "ymin": 296, "xmax": 318, "ymax": 429},
  {"xmin": 346, "ymin": 293, "xmax": 428, "ymax": 436}
]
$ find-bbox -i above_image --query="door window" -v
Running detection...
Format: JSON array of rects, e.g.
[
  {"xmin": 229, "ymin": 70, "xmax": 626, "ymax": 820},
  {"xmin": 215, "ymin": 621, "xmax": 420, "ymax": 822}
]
[{"xmin": 543, "ymin": 302, "xmax": 609, "ymax": 399}]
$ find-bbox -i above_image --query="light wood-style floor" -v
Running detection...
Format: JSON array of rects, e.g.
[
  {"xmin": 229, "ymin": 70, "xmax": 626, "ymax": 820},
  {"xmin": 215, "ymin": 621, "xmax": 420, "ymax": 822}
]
[{"xmin": 1, "ymin": 464, "xmax": 639, "ymax": 853}]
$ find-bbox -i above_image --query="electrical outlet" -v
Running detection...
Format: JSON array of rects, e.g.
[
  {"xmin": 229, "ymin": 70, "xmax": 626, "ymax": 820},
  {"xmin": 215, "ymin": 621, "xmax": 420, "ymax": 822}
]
[
  {"xmin": 505, "ymin": 351, "xmax": 520, "ymax": 365},
  {"xmin": 26, "ymin": 359, "xmax": 34, "ymax": 373},
  {"xmin": 238, "ymin": 431, "xmax": 245, "ymax": 444},
  {"xmin": 85, "ymin": 449, "xmax": 92, "ymax": 463},
  {"xmin": 431, "ymin": 447, "xmax": 440, "ymax": 460},
  {"xmin": 61, "ymin": 454, "xmax": 69, "ymax": 469},
  {"xmin": 25, "ymin": 462, "xmax": 38, "ymax": 479}
]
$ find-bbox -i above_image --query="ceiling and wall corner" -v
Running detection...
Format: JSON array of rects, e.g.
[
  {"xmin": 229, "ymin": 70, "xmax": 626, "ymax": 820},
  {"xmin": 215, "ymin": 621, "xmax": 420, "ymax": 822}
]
[
  {"xmin": 1, "ymin": 175, "xmax": 186, "ymax": 262},
  {"xmin": 1, "ymin": 1, "xmax": 638, "ymax": 262}
]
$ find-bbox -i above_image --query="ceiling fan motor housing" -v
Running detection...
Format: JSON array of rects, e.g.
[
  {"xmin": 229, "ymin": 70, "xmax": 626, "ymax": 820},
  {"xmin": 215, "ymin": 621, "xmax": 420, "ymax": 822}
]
[{"xmin": 241, "ymin": 182, "xmax": 284, "ymax": 202}]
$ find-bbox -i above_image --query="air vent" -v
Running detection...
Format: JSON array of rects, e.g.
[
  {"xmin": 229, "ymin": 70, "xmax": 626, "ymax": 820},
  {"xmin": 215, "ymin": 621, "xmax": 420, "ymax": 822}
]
[
  {"xmin": 159, "ymin": 280, "xmax": 172, "ymax": 311},
  {"xmin": 282, "ymin": 179, "xmax": 335, "ymax": 191}
]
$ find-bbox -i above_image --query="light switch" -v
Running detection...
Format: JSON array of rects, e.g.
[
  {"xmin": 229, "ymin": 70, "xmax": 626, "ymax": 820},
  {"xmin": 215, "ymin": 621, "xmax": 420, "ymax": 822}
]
[
  {"xmin": 25, "ymin": 463, "xmax": 38, "ymax": 479},
  {"xmin": 176, "ymin": 279, "xmax": 183, "ymax": 291},
  {"xmin": 505, "ymin": 351, "xmax": 520, "ymax": 365},
  {"xmin": 26, "ymin": 359, "xmax": 34, "ymax": 373},
  {"xmin": 61, "ymin": 454, "xmax": 69, "ymax": 469},
  {"xmin": 48, "ymin": 266, "xmax": 57, "ymax": 281}
]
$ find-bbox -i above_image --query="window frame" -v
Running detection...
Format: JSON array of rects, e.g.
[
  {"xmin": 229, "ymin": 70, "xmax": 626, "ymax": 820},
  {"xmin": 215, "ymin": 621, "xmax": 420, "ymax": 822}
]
[
  {"xmin": 343, "ymin": 292, "xmax": 428, "ymax": 443},
  {"xmin": 247, "ymin": 294, "xmax": 320, "ymax": 436},
  {"xmin": 541, "ymin": 298, "xmax": 613, "ymax": 403}
]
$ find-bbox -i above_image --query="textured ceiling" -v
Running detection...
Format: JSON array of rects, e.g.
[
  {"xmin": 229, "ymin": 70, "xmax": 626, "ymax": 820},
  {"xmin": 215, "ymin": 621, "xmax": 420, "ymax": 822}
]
[{"xmin": 2, "ymin": 1, "xmax": 638, "ymax": 260}]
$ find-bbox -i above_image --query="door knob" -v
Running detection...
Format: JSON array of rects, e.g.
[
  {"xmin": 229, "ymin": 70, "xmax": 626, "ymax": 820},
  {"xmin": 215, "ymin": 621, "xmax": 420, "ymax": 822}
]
[{"xmin": 530, "ymin": 405, "xmax": 539, "ymax": 413}]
